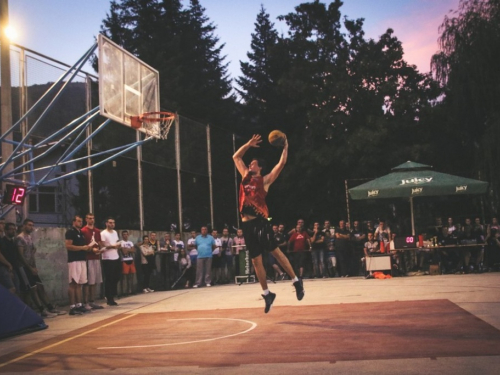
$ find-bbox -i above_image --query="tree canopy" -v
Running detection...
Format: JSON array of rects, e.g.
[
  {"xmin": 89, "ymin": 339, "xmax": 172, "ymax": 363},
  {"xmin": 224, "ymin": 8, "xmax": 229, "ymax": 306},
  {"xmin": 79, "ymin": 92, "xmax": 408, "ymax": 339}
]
[
  {"xmin": 432, "ymin": 0, "xmax": 500, "ymax": 213},
  {"xmin": 87, "ymin": 0, "xmax": 498, "ymax": 230},
  {"xmin": 237, "ymin": 1, "xmax": 442, "ymax": 224}
]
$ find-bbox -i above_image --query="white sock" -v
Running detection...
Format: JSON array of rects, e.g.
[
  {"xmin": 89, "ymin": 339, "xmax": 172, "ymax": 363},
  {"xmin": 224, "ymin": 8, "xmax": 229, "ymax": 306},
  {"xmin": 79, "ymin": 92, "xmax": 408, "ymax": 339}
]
[
  {"xmin": 292, "ymin": 276, "xmax": 299, "ymax": 282},
  {"xmin": 76, "ymin": 303, "xmax": 82, "ymax": 307},
  {"xmin": 70, "ymin": 304, "xmax": 75, "ymax": 309},
  {"xmin": 263, "ymin": 289, "xmax": 270, "ymax": 296}
]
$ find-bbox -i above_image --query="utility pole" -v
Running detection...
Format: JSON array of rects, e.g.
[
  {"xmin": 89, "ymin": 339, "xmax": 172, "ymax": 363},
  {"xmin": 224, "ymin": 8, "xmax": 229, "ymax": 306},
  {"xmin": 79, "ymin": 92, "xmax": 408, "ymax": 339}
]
[{"xmin": 0, "ymin": 0, "xmax": 16, "ymax": 222}]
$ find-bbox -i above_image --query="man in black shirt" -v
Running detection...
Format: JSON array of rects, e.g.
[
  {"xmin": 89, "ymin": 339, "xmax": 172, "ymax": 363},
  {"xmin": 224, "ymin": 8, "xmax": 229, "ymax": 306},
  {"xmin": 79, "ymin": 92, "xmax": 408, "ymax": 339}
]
[
  {"xmin": 0, "ymin": 223, "xmax": 20, "ymax": 294},
  {"xmin": 65, "ymin": 215, "xmax": 91, "ymax": 316},
  {"xmin": 335, "ymin": 220, "xmax": 351, "ymax": 277},
  {"xmin": 350, "ymin": 220, "xmax": 366, "ymax": 276}
]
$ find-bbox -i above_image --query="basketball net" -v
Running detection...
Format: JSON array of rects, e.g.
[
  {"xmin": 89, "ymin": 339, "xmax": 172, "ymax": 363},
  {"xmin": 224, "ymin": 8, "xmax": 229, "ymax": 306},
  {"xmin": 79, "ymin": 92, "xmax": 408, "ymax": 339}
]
[{"xmin": 130, "ymin": 112, "xmax": 176, "ymax": 140}]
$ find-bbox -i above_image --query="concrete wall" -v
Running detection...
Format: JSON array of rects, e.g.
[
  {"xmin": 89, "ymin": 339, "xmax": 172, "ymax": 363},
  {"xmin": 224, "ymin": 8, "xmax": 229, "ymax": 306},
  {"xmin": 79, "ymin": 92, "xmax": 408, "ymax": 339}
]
[{"xmin": 33, "ymin": 228, "xmax": 187, "ymax": 305}]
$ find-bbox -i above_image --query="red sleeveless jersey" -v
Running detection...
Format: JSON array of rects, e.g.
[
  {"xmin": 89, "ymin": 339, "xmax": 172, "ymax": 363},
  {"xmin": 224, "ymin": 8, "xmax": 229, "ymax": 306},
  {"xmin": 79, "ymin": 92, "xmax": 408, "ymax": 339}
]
[{"xmin": 239, "ymin": 174, "xmax": 269, "ymax": 219}]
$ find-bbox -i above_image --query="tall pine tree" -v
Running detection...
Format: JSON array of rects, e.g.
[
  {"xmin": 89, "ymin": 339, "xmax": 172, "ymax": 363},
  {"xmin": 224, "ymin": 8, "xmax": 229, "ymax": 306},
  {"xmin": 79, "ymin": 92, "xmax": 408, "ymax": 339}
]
[{"xmin": 236, "ymin": 6, "xmax": 287, "ymax": 133}]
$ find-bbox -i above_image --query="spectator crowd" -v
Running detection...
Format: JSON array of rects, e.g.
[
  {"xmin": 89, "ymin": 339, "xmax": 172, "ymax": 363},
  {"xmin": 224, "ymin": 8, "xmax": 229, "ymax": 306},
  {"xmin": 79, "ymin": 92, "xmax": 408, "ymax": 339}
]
[{"xmin": 1, "ymin": 214, "xmax": 500, "ymax": 317}]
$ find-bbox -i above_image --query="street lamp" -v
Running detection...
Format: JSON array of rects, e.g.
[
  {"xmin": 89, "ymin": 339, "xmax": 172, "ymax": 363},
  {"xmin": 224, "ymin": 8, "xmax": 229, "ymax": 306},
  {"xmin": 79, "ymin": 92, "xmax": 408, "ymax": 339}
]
[{"xmin": 3, "ymin": 24, "xmax": 16, "ymax": 40}]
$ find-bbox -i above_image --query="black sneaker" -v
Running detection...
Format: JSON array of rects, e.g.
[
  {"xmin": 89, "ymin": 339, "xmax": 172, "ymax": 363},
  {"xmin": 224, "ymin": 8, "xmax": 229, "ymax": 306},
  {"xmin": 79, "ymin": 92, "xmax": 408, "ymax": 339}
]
[
  {"xmin": 107, "ymin": 300, "xmax": 118, "ymax": 306},
  {"xmin": 262, "ymin": 292, "xmax": 276, "ymax": 313},
  {"xmin": 77, "ymin": 305, "xmax": 91, "ymax": 314},
  {"xmin": 69, "ymin": 307, "xmax": 83, "ymax": 316},
  {"xmin": 293, "ymin": 278, "xmax": 305, "ymax": 301}
]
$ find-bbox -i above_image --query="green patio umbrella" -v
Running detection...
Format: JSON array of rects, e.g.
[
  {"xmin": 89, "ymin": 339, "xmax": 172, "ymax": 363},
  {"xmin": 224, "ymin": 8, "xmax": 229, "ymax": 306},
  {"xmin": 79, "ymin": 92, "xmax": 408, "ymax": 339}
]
[{"xmin": 348, "ymin": 161, "xmax": 488, "ymax": 235}]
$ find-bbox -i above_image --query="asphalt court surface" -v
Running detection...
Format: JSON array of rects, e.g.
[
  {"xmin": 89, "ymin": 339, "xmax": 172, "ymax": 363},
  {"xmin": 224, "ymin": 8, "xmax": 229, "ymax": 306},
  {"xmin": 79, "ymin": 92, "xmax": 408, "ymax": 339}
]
[{"xmin": 1, "ymin": 274, "xmax": 500, "ymax": 374}]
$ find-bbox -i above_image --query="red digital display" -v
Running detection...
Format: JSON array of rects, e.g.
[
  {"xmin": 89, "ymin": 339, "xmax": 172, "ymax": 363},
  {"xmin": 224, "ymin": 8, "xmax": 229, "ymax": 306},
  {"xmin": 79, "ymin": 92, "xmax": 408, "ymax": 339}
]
[
  {"xmin": 2, "ymin": 184, "xmax": 27, "ymax": 205},
  {"xmin": 394, "ymin": 235, "xmax": 417, "ymax": 249}
]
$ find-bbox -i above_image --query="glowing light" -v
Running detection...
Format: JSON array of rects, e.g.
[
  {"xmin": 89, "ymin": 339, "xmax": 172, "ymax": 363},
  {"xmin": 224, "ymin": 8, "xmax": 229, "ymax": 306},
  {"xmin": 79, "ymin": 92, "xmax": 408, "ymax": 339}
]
[{"xmin": 4, "ymin": 25, "xmax": 17, "ymax": 41}]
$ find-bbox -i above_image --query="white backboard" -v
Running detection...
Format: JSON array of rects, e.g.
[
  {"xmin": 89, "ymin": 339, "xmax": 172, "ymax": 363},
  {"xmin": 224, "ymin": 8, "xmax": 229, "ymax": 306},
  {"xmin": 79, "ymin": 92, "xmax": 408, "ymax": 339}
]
[{"xmin": 98, "ymin": 34, "xmax": 160, "ymax": 134}]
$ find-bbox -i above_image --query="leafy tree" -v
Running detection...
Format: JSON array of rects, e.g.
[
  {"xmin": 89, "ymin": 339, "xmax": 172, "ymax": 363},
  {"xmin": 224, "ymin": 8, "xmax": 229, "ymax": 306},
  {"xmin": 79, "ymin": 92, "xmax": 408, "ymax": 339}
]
[
  {"xmin": 237, "ymin": 0, "xmax": 442, "ymax": 224},
  {"xmin": 431, "ymin": 0, "xmax": 500, "ymax": 214}
]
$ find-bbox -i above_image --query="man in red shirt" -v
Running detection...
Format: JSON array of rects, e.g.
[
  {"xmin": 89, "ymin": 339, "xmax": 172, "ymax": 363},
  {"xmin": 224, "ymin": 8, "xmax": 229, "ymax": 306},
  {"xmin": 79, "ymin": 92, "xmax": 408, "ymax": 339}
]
[
  {"xmin": 233, "ymin": 134, "xmax": 304, "ymax": 313},
  {"xmin": 288, "ymin": 225, "xmax": 312, "ymax": 278},
  {"xmin": 81, "ymin": 213, "xmax": 104, "ymax": 310}
]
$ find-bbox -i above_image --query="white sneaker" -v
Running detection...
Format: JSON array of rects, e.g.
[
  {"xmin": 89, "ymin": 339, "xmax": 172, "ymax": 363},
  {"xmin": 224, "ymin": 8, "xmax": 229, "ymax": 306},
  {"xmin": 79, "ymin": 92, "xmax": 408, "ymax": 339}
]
[
  {"xmin": 193, "ymin": 285, "xmax": 198, "ymax": 288},
  {"xmin": 147, "ymin": 288, "xmax": 154, "ymax": 292},
  {"xmin": 206, "ymin": 284, "xmax": 211, "ymax": 287},
  {"xmin": 143, "ymin": 288, "xmax": 149, "ymax": 293}
]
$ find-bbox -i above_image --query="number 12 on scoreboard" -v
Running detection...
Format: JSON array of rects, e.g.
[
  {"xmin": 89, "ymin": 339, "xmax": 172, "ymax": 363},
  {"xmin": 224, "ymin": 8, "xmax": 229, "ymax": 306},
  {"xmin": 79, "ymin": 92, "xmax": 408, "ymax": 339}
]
[{"xmin": 2, "ymin": 184, "xmax": 27, "ymax": 205}]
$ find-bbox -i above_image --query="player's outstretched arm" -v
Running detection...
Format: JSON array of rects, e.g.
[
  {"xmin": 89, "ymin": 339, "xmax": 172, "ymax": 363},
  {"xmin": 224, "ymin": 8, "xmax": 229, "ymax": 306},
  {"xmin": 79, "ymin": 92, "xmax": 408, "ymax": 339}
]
[
  {"xmin": 233, "ymin": 134, "xmax": 262, "ymax": 176},
  {"xmin": 264, "ymin": 137, "xmax": 288, "ymax": 188}
]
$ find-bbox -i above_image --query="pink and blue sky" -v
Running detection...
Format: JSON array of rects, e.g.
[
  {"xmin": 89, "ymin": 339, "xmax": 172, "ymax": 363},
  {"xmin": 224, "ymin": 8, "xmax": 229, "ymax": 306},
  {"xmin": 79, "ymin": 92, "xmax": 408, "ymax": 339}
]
[{"xmin": 9, "ymin": 0, "xmax": 460, "ymax": 81}]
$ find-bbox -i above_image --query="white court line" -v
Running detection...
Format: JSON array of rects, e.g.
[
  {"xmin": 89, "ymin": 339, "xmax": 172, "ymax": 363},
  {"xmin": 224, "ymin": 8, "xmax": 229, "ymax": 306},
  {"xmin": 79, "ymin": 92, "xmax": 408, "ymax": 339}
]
[
  {"xmin": 98, "ymin": 317, "xmax": 258, "ymax": 350},
  {"xmin": 0, "ymin": 313, "xmax": 137, "ymax": 369}
]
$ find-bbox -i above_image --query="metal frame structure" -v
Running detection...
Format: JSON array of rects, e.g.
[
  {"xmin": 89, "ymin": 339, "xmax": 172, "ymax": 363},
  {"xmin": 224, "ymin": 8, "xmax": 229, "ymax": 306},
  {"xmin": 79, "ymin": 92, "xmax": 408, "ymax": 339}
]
[{"xmin": 0, "ymin": 42, "xmax": 157, "ymax": 219}]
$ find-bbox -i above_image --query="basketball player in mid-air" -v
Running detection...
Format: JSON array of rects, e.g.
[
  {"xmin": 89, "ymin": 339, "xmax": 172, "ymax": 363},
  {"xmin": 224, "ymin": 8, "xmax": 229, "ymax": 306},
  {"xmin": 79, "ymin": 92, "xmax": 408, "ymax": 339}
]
[{"xmin": 233, "ymin": 134, "xmax": 304, "ymax": 313}]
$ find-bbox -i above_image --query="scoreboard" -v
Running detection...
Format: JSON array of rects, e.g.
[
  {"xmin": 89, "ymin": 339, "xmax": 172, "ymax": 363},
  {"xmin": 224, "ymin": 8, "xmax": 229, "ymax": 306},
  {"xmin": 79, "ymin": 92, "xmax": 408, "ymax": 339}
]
[{"xmin": 2, "ymin": 184, "xmax": 27, "ymax": 205}]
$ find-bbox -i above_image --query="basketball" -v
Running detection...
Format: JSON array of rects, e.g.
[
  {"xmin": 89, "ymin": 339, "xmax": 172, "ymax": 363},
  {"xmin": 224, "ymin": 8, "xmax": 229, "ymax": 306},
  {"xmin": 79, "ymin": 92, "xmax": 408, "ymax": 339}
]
[{"xmin": 268, "ymin": 130, "xmax": 286, "ymax": 147}]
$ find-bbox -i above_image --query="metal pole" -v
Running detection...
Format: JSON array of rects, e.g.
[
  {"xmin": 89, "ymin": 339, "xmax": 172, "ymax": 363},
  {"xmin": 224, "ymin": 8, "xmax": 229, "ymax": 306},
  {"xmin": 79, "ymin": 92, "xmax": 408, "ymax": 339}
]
[
  {"xmin": 86, "ymin": 75, "xmax": 93, "ymax": 214},
  {"xmin": 233, "ymin": 134, "xmax": 240, "ymax": 229},
  {"xmin": 345, "ymin": 179, "xmax": 350, "ymax": 226},
  {"xmin": 410, "ymin": 197, "xmax": 415, "ymax": 236},
  {"xmin": 137, "ymin": 131, "xmax": 144, "ymax": 232},
  {"xmin": 0, "ymin": 0, "xmax": 15, "ymax": 222},
  {"xmin": 175, "ymin": 115, "xmax": 183, "ymax": 235},
  {"xmin": 207, "ymin": 124, "xmax": 214, "ymax": 229},
  {"xmin": 20, "ymin": 46, "xmax": 29, "ymax": 221}
]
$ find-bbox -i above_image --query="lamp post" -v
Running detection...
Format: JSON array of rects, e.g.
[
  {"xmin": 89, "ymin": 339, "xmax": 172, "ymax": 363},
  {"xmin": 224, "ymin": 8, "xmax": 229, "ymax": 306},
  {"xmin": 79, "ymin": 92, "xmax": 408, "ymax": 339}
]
[{"xmin": 0, "ymin": 0, "xmax": 15, "ymax": 222}]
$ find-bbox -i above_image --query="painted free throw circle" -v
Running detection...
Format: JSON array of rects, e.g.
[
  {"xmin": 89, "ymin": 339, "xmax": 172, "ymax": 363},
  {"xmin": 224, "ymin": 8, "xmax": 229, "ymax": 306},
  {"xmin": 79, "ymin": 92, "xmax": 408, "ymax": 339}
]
[{"xmin": 97, "ymin": 317, "xmax": 257, "ymax": 350}]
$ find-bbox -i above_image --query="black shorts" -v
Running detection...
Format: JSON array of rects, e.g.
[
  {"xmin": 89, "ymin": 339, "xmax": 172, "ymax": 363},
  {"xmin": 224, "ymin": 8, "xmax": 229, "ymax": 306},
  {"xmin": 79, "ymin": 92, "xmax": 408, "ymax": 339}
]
[{"xmin": 241, "ymin": 216, "xmax": 278, "ymax": 259}]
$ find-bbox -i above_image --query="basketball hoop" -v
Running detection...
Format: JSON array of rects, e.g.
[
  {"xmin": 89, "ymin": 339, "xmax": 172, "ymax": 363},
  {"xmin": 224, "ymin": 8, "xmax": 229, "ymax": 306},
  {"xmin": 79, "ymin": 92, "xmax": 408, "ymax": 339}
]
[{"xmin": 130, "ymin": 111, "xmax": 176, "ymax": 140}]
